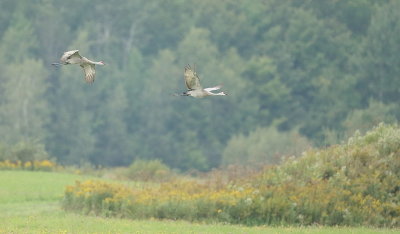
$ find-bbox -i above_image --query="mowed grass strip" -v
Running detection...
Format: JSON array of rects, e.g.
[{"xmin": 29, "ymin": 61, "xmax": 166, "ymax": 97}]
[
  {"xmin": 2, "ymin": 211, "xmax": 397, "ymax": 234},
  {"xmin": 0, "ymin": 170, "xmax": 142, "ymax": 204},
  {"xmin": 0, "ymin": 170, "xmax": 88, "ymax": 203},
  {"xmin": 1, "ymin": 211, "xmax": 266, "ymax": 234}
]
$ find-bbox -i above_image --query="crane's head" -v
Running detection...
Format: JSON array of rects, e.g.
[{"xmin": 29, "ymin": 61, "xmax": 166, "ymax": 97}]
[
  {"xmin": 181, "ymin": 91, "xmax": 190, "ymax": 96},
  {"xmin": 99, "ymin": 61, "xmax": 106, "ymax": 65}
]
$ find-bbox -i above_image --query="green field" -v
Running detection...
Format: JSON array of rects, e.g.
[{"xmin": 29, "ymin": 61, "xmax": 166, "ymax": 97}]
[{"xmin": 0, "ymin": 171, "xmax": 397, "ymax": 233}]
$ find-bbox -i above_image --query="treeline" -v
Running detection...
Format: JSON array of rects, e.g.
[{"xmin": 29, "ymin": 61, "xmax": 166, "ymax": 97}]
[{"xmin": 0, "ymin": 0, "xmax": 399, "ymax": 170}]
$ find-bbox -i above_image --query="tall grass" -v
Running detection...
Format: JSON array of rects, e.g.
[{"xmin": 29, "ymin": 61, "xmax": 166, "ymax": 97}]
[{"xmin": 63, "ymin": 123, "xmax": 400, "ymax": 227}]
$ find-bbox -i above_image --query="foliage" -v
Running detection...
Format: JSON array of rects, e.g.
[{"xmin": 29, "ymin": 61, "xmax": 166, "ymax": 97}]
[
  {"xmin": 252, "ymin": 123, "xmax": 400, "ymax": 226},
  {"xmin": 125, "ymin": 159, "xmax": 174, "ymax": 182},
  {"xmin": 343, "ymin": 100, "xmax": 397, "ymax": 137},
  {"xmin": 63, "ymin": 124, "xmax": 400, "ymax": 227},
  {"xmin": 0, "ymin": 141, "xmax": 50, "ymax": 162},
  {"xmin": 0, "ymin": 1, "xmax": 400, "ymax": 170},
  {"xmin": 222, "ymin": 125, "xmax": 311, "ymax": 166},
  {"xmin": 0, "ymin": 159, "xmax": 57, "ymax": 171},
  {"xmin": 323, "ymin": 100, "xmax": 398, "ymax": 145},
  {"xmin": 0, "ymin": 140, "xmax": 56, "ymax": 171},
  {"xmin": 358, "ymin": 0, "xmax": 400, "ymax": 103}
]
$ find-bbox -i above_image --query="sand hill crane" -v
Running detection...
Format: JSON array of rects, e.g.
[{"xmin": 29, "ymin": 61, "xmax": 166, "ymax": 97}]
[
  {"xmin": 52, "ymin": 50, "xmax": 105, "ymax": 84},
  {"xmin": 177, "ymin": 64, "xmax": 227, "ymax": 98}
]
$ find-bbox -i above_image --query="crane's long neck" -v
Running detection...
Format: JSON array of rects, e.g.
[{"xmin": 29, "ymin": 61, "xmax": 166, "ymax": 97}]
[
  {"xmin": 210, "ymin": 92, "xmax": 227, "ymax": 96},
  {"xmin": 83, "ymin": 57, "xmax": 105, "ymax": 65},
  {"xmin": 94, "ymin": 61, "xmax": 105, "ymax": 65},
  {"xmin": 204, "ymin": 90, "xmax": 226, "ymax": 96}
]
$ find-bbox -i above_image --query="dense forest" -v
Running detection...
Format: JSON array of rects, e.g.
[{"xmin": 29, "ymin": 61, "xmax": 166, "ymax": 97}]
[{"xmin": 0, "ymin": 0, "xmax": 399, "ymax": 171}]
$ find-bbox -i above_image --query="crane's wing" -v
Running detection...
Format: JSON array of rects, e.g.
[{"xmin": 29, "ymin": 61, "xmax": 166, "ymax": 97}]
[
  {"xmin": 80, "ymin": 63, "xmax": 96, "ymax": 84},
  {"xmin": 60, "ymin": 50, "xmax": 82, "ymax": 64},
  {"xmin": 184, "ymin": 64, "xmax": 202, "ymax": 90}
]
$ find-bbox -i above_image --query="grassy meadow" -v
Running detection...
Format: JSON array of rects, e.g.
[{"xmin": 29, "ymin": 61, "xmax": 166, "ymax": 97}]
[{"xmin": 0, "ymin": 170, "xmax": 397, "ymax": 233}]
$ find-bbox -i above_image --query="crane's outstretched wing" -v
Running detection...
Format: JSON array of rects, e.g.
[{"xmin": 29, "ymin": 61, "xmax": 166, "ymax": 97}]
[
  {"xmin": 60, "ymin": 50, "xmax": 82, "ymax": 64},
  {"xmin": 80, "ymin": 63, "xmax": 96, "ymax": 84},
  {"xmin": 184, "ymin": 64, "xmax": 202, "ymax": 90}
]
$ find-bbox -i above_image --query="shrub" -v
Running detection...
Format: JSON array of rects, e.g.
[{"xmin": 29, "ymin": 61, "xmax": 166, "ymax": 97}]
[
  {"xmin": 0, "ymin": 140, "xmax": 50, "ymax": 163},
  {"xmin": 0, "ymin": 141, "xmax": 57, "ymax": 171},
  {"xmin": 0, "ymin": 159, "xmax": 57, "ymax": 171},
  {"xmin": 126, "ymin": 159, "xmax": 174, "ymax": 182},
  {"xmin": 10, "ymin": 141, "xmax": 49, "ymax": 162}
]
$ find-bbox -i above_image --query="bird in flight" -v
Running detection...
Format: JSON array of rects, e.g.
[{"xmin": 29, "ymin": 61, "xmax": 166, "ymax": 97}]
[
  {"xmin": 176, "ymin": 64, "xmax": 227, "ymax": 98},
  {"xmin": 52, "ymin": 50, "xmax": 105, "ymax": 84}
]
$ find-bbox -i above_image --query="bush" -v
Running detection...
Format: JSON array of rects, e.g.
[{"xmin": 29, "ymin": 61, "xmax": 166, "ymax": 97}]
[
  {"xmin": 0, "ymin": 140, "xmax": 50, "ymax": 162},
  {"xmin": 0, "ymin": 141, "xmax": 56, "ymax": 171},
  {"xmin": 0, "ymin": 159, "xmax": 57, "ymax": 171},
  {"xmin": 125, "ymin": 159, "xmax": 174, "ymax": 182}
]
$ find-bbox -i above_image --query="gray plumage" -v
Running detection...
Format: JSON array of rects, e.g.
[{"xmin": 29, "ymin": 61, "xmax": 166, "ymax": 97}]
[
  {"xmin": 178, "ymin": 64, "xmax": 227, "ymax": 98},
  {"xmin": 53, "ymin": 50, "xmax": 105, "ymax": 84}
]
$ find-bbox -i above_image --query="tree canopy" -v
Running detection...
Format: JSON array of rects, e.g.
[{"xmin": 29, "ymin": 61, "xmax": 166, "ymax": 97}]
[{"xmin": 0, "ymin": 0, "xmax": 398, "ymax": 171}]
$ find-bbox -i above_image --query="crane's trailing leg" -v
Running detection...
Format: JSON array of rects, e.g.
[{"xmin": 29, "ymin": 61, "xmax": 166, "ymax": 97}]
[{"xmin": 51, "ymin": 62, "xmax": 63, "ymax": 67}]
